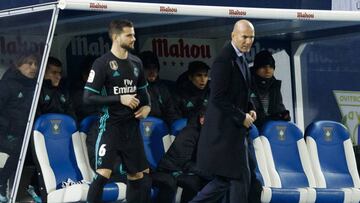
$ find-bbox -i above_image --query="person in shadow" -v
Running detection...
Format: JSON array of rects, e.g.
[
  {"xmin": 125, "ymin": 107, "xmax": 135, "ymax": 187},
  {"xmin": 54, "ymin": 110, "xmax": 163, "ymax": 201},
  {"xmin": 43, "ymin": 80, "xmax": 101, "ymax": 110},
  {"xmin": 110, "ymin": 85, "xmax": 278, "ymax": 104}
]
[
  {"xmin": 0, "ymin": 53, "xmax": 38, "ymax": 202},
  {"xmin": 250, "ymin": 50, "xmax": 290, "ymax": 130}
]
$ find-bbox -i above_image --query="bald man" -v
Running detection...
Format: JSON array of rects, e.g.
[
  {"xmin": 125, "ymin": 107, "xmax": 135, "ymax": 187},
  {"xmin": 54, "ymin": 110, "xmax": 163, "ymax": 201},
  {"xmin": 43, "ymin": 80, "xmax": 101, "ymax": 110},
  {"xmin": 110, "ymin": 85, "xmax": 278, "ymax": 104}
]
[{"xmin": 190, "ymin": 20, "xmax": 257, "ymax": 203}]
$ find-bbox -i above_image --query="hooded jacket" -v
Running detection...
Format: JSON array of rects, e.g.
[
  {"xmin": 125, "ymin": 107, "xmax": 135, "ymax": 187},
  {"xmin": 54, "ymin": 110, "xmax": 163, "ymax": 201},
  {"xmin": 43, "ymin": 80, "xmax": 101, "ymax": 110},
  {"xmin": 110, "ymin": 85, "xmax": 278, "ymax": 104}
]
[
  {"xmin": 157, "ymin": 114, "xmax": 210, "ymax": 178},
  {"xmin": 175, "ymin": 80, "xmax": 210, "ymax": 119},
  {"xmin": 37, "ymin": 79, "xmax": 76, "ymax": 120},
  {"xmin": 0, "ymin": 69, "xmax": 36, "ymax": 148},
  {"xmin": 147, "ymin": 79, "xmax": 181, "ymax": 126}
]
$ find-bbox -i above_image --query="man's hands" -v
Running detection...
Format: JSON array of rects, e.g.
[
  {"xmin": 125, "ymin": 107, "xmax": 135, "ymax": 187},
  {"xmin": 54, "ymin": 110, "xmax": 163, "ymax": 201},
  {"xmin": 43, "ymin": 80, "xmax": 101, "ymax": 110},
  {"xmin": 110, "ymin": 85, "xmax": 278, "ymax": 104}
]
[
  {"xmin": 120, "ymin": 94, "xmax": 139, "ymax": 109},
  {"xmin": 120, "ymin": 94, "xmax": 151, "ymax": 119},
  {"xmin": 243, "ymin": 110, "xmax": 257, "ymax": 128},
  {"xmin": 249, "ymin": 110, "xmax": 257, "ymax": 121},
  {"xmin": 135, "ymin": 105, "xmax": 151, "ymax": 119}
]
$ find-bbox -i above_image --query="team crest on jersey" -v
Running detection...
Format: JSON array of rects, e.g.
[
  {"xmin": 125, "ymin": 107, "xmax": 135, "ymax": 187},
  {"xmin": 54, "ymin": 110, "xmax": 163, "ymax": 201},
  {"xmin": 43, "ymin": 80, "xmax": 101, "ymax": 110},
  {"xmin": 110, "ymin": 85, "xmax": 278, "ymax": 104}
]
[
  {"xmin": 109, "ymin": 60, "xmax": 118, "ymax": 71},
  {"xmin": 133, "ymin": 66, "xmax": 139, "ymax": 77}
]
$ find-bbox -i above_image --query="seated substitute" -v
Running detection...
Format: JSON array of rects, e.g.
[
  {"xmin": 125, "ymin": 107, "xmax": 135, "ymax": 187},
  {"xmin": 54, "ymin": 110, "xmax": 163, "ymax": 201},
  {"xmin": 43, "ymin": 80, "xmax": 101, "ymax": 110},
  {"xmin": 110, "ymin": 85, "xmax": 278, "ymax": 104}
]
[
  {"xmin": 139, "ymin": 51, "xmax": 181, "ymax": 126},
  {"xmin": 175, "ymin": 61, "xmax": 210, "ymax": 119},
  {"xmin": 0, "ymin": 53, "xmax": 38, "ymax": 203},
  {"xmin": 36, "ymin": 56, "xmax": 76, "ymax": 119},
  {"xmin": 250, "ymin": 50, "xmax": 290, "ymax": 129},
  {"xmin": 30, "ymin": 56, "xmax": 76, "ymax": 202},
  {"xmin": 152, "ymin": 107, "xmax": 211, "ymax": 203}
]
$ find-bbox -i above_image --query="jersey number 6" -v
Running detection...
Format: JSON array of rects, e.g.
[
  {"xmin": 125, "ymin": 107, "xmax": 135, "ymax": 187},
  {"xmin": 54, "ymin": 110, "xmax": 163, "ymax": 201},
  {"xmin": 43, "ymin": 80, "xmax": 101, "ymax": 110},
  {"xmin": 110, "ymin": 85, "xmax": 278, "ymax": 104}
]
[{"xmin": 99, "ymin": 144, "xmax": 107, "ymax": 157}]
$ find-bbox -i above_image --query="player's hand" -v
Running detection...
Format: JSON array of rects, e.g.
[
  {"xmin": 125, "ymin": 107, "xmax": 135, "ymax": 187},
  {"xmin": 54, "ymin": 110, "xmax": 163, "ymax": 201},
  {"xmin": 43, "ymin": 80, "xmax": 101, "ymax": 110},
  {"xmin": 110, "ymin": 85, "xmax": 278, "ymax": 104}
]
[
  {"xmin": 120, "ymin": 94, "xmax": 140, "ymax": 109},
  {"xmin": 243, "ymin": 113, "xmax": 254, "ymax": 128},
  {"xmin": 249, "ymin": 110, "xmax": 257, "ymax": 121},
  {"xmin": 134, "ymin": 105, "xmax": 151, "ymax": 119}
]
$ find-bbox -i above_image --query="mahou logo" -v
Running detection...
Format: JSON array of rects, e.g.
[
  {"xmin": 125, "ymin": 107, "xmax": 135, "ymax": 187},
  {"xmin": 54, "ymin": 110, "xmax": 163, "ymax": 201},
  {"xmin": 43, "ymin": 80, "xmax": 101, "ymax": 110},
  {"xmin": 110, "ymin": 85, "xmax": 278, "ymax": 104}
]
[
  {"xmin": 152, "ymin": 38, "xmax": 211, "ymax": 59},
  {"xmin": 229, "ymin": 9, "xmax": 247, "ymax": 16},
  {"xmin": 89, "ymin": 3, "xmax": 108, "ymax": 9},
  {"xmin": 297, "ymin": 12, "xmax": 315, "ymax": 19},
  {"xmin": 160, "ymin": 6, "xmax": 177, "ymax": 13}
]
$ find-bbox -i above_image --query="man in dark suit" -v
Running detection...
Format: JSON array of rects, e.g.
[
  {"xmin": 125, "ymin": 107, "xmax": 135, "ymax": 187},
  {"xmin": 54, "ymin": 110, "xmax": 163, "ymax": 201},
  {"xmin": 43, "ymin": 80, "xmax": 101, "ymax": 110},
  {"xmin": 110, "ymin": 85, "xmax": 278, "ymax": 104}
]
[{"xmin": 190, "ymin": 19, "xmax": 257, "ymax": 203}]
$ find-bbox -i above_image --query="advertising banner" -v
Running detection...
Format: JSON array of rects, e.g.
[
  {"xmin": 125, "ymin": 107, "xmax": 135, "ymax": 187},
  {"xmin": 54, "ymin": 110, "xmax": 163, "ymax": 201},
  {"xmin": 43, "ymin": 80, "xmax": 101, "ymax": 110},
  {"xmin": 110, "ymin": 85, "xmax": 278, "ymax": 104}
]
[
  {"xmin": 334, "ymin": 90, "xmax": 360, "ymax": 144},
  {"xmin": 332, "ymin": 0, "xmax": 360, "ymax": 11},
  {"xmin": 140, "ymin": 37, "xmax": 217, "ymax": 81},
  {"xmin": 0, "ymin": 35, "xmax": 45, "ymax": 78}
]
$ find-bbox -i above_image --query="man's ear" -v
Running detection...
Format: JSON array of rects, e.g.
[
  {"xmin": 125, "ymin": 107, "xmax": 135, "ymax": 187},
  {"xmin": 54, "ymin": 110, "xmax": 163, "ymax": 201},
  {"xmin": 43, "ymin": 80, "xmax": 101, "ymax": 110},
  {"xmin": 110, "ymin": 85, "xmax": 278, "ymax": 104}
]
[
  {"xmin": 231, "ymin": 31, "xmax": 235, "ymax": 40},
  {"xmin": 111, "ymin": 34, "xmax": 117, "ymax": 42}
]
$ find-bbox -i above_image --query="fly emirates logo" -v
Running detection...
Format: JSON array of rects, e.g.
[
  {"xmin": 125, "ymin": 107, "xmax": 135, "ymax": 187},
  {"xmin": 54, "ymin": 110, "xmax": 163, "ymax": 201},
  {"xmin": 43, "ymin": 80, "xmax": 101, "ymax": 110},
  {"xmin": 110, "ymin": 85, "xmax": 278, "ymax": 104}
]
[{"xmin": 113, "ymin": 79, "xmax": 136, "ymax": 94}]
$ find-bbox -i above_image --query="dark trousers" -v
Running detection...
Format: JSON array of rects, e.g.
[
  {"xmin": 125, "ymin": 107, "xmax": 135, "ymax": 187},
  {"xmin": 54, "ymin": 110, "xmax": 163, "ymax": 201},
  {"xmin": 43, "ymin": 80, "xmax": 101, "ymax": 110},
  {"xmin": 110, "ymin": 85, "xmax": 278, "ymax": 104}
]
[
  {"xmin": 188, "ymin": 137, "xmax": 261, "ymax": 203},
  {"xmin": 177, "ymin": 174, "xmax": 209, "ymax": 203},
  {"xmin": 190, "ymin": 137, "xmax": 259, "ymax": 203},
  {"xmin": 152, "ymin": 171, "xmax": 209, "ymax": 203},
  {"xmin": 0, "ymin": 153, "xmax": 18, "ymax": 195},
  {"xmin": 189, "ymin": 175, "xmax": 249, "ymax": 203},
  {"xmin": 0, "ymin": 140, "xmax": 22, "ymax": 194},
  {"xmin": 152, "ymin": 171, "xmax": 177, "ymax": 203}
]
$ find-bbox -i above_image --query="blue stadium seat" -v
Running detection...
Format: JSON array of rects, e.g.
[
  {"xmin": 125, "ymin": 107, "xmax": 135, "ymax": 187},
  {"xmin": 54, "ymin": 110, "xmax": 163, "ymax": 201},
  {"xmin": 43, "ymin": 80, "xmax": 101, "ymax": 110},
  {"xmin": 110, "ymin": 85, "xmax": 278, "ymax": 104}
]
[
  {"xmin": 260, "ymin": 121, "xmax": 317, "ymax": 203},
  {"xmin": 79, "ymin": 115, "xmax": 126, "ymax": 202},
  {"xmin": 165, "ymin": 118, "xmax": 188, "ymax": 152},
  {"xmin": 170, "ymin": 118, "xmax": 187, "ymax": 136},
  {"xmin": 79, "ymin": 115, "xmax": 98, "ymax": 135},
  {"xmin": 249, "ymin": 124, "xmax": 311, "ymax": 203},
  {"xmin": 305, "ymin": 120, "xmax": 360, "ymax": 203},
  {"xmin": 0, "ymin": 153, "xmax": 8, "ymax": 170},
  {"xmin": 33, "ymin": 113, "xmax": 125, "ymax": 202},
  {"xmin": 139, "ymin": 116, "xmax": 169, "ymax": 169},
  {"xmin": 33, "ymin": 113, "xmax": 90, "ymax": 202},
  {"xmin": 249, "ymin": 125, "xmax": 270, "ymax": 186},
  {"xmin": 0, "ymin": 153, "xmax": 9, "ymax": 198},
  {"xmin": 248, "ymin": 125, "xmax": 271, "ymax": 202}
]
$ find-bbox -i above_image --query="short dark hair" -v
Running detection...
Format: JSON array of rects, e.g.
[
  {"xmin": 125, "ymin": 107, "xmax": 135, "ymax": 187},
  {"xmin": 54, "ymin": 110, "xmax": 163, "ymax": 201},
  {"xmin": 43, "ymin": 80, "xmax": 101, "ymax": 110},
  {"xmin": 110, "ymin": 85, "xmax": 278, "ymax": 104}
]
[
  {"xmin": 187, "ymin": 61, "xmax": 210, "ymax": 76},
  {"xmin": 139, "ymin": 51, "xmax": 160, "ymax": 70},
  {"xmin": 108, "ymin": 19, "xmax": 134, "ymax": 41},
  {"xmin": 15, "ymin": 53, "xmax": 38, "ymax": 68},
  {"xmin": 47, "ymin": 56, "xmax": 62, "ymax": 68}
]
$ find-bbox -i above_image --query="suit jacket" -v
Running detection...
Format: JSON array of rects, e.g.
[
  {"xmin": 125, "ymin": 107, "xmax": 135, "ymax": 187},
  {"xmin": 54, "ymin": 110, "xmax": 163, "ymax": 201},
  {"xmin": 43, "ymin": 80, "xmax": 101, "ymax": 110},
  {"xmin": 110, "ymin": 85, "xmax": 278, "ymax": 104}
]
[{"xmin": 197, "ymin": 43, "xmax": 254, "ymax": 179}]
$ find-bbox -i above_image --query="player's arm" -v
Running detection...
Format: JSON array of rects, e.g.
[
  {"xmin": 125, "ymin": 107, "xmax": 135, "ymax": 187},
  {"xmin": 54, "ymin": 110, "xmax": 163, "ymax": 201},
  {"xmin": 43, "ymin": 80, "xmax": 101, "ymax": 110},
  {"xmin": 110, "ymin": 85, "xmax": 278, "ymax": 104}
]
[
  {"xmin": 83, "ymin": 60, "xmax": 120, "ymax": 106},
  {"xmin": 83, "ymin": 90, "xmax": 119, "ymax": 105},
  {"xmin": 137, "ymin": 85, "xmax": 151, "ymax": 108},
  {"xmin": 134, "ymin": 62, "xmax": 151, "ymax": 119},
  {"xmin": 134, "ymin": 86, "xmax": 151, "ymax": 119}
]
